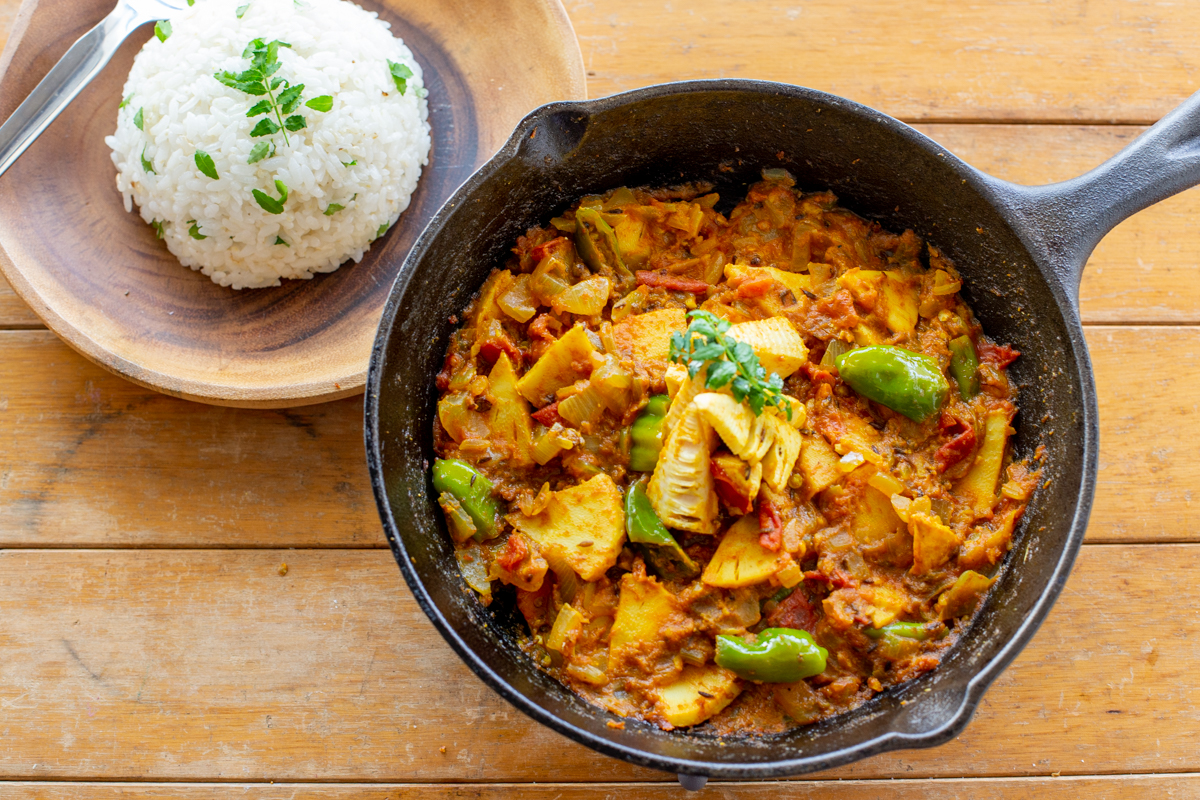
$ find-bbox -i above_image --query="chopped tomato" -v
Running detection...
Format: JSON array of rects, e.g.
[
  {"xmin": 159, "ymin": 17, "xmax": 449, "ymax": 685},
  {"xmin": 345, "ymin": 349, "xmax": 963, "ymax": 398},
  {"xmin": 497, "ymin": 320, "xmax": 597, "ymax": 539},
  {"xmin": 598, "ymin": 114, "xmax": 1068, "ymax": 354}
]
[
  {"xmin": 758, "ymin": 497, "xmax": 784, "ymax": 552},
  {"xmin": 815, "ymin": 289, "xmax": 861, "ymax": 330},
  {"xmin": 977, "ymin": 339, "xmax": 1020, "ymax": 369},
  {"xmin": 495, "ymin": 533, "xmax": 528, "ymax": 571},
  {"xmin": 766, "ymin": 586, "xmax": 818, "ymax": 633},
  {"xmin": 736, "ymin": 274, "xmax": 776, "ymax": 298},
  {"xmin": 529, "ymin": 235, "xmax": 570, "ymax": 263},
  {"xmin": 532, "ymin": 402, "xmax": 566, "ymax": 427},
  {"xmin": 803, "ymin": 570, "xmax": 854, "ymax": 589},
  {"xmin": 634, "ymin": 271, "xmax": 711, "ymax": 293},
  {"xmin": 936, "ymin": 411, "xmax": 977, "ymax": 472},
  {"xmin": 711, "ymin": 460, "xmax": 754, "ymax": 515},
  {"xmin": 435, "ymin": 352, "xmax": 462, "ymax": 392},
  {"xmin": 528, "ymin": 313, "xmax": 563, "ymax": 360},
  {"xmin": 799, "ymin": 361, "xmax": 838, "ymax": 386},
  {"xmin": 478, "ymin": 335, "xmax": 523, "ymax": 366}
]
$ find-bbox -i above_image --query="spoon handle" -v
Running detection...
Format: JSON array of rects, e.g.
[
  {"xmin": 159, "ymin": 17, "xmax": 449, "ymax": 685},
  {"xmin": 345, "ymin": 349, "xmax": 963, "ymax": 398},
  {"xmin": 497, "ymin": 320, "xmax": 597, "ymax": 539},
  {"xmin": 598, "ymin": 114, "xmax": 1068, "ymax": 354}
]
[{"xmin": 0, "ymin": 0, "xmax": 148, "ymax": 178}]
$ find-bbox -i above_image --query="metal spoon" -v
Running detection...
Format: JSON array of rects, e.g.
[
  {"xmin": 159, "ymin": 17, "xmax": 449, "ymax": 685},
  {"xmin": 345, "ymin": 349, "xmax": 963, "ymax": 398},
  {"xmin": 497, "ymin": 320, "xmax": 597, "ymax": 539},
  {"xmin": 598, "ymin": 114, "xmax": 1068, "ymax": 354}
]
[{"xmin": 0, "ymin": 0, "xmax": 187, "ymax": 178}]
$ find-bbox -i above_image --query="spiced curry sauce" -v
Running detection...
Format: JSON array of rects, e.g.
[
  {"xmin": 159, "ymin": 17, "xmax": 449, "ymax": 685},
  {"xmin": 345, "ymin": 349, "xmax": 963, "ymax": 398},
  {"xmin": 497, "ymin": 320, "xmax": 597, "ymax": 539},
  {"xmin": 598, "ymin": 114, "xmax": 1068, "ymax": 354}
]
[{"xmin": 431, "ymin": 172, "xmax": 1037, "ymax": 735}]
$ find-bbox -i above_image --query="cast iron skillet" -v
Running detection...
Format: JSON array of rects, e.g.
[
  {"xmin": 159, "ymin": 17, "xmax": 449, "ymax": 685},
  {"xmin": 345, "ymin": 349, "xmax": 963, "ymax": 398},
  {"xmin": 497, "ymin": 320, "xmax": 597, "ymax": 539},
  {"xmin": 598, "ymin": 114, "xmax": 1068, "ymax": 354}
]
[{"xmin": 365, "ymin": 80, "xmax": 1200, "ymax": 782}]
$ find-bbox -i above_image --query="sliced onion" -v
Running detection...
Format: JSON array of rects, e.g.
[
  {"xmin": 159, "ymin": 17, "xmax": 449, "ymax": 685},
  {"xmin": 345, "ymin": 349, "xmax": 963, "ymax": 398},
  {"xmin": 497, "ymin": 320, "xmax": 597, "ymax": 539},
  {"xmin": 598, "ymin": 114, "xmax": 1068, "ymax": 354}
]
[
  {"xmin": 437, "ymin": 393, "xmax": 489, "ymax": 442},
  {"xmin": 544, "ymin": 547, "xmax": 579, "ymax": 605},
  {"xmin": 531, "ymin": 251, "xmax": 571, "ymax": 302},
  {"xmin": 931, "ymin": 269, "xmax": 963, "ymax": 296},
  {"xmin": 498, "ymin": 274, "xmax": 539, "ymax": 323},
  {"xmin": 590, "ymin": 356, "xmax": 636, "ymax": 415},
  {"xmin": 551, "ymin": 275, "xmax": 611, "ymax": 316},
  {"xmin": 455, "ymin": 544, "xmax": 493, "ymax": 602},
  {"xmin": 564, "ymin": 661, "xmax": 608, "ymax": 685},
  {"xmin": 531, "ymin": 424, "xmax": 578, "ymax": 466},
  {"xmin": 546, "ymin": 604, "xmax": 585, "ymax": 652},
  {"xmin": 558, "ymin": 383, "xmax": 606, "ymax": 426},
  {"xmin": 821, "ymin": 338, "xmax": 852, "ymax": 367}
]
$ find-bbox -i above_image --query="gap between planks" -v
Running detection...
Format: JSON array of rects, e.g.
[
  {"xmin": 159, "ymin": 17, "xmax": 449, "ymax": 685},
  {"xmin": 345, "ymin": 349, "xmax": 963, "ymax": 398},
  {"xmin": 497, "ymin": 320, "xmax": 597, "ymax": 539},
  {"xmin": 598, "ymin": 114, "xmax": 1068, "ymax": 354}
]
[
  {"xmin": 5, "ymin": 123, "xmax": 1200, "ymax": 327},
  {"xmin": 0, "ymin": 546, "xmax": 1190, "ymax": 783},
  {"xmin": 1, "ymin": 325, "xmax": 1196, "ymax": 548},
  {"xmin": 1, "ymin": 773, "xmax": 1200, "ymax": 797}
]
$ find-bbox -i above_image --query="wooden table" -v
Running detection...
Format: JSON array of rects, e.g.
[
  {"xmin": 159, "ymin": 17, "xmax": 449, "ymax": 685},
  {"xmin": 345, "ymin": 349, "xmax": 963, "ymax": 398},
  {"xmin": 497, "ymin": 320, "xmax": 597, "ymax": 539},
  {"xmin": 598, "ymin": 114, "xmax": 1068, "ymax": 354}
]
[{"xmin": 2, "ymin": 1, "xmax": 1198, "ymax": 797}]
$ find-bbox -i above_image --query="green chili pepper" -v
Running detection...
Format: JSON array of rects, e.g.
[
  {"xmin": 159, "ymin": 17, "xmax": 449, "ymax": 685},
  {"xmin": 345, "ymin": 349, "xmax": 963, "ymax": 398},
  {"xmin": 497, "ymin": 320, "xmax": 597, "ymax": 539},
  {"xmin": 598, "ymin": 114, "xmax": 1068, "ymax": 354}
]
[
  {"xmin": 834, "ymin": 345, "xmax": 949, "ymax": 422},
  {"xmin": 625, "ymin": 476, "xmax": 675, "ymax": 547},
  {"xmin": 625, "ymin": 477, "xmax": 699, "ymax": 580},
  {"xmin": 948, "ymin": 335, "xmax": 981, "ymax": 400},
  {"xmin": 575, "ymin": 206, "xmax": 631, "ymax": 279},
  {"xmin": 628, "ymin": 394, "xmax": 670, "ymax": 472},
  {"xmin": 431, "ymin": 458, "xmax": 501, "ymax": 542},
  {"xmin": 863, "ymin": 620, "xmax": 945, "ymax": 641},
  {"xmin": 714, "ymin": 628, "xmax": 828, "ymax": 683},
  {"xmin": 864, "ymin": 621, "xmax": 948, "ymax": 660}
]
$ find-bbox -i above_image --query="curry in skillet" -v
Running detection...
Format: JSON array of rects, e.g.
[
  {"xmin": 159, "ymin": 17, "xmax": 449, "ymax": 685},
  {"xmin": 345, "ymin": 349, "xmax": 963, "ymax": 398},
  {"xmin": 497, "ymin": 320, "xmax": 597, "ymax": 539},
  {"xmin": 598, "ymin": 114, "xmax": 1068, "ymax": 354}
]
[{"xmin": 430, "ymin": 171, "xmax": 1038, "ymax": 734}]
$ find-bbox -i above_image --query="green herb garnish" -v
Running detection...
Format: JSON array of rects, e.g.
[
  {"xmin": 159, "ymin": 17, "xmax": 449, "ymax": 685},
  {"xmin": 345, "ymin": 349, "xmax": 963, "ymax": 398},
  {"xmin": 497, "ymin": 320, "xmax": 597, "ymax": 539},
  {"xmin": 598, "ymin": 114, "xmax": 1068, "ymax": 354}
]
[
  {"xmin": 305, "ymin": 95, "xmax": 333, "ymax": 112},
  {"xmin": 253, "ymin": 179, "xmax": 289, "ymax": 214},
  {"xmin": 341, "ymin": 159, "xmax": 356, "ymax": 167},
  {"xmin": 119, "ymin": 94, "xmax": 132, "ymax": 109},
  {"xmin": 150, "ymin": 219, "xmax": 165, "ymax": 239},
  {"xmin": 235, "ymin": 2, "xmax": 249, "ymax": 17},
  {"xmin": 187, "ymin": 221, "xmax": 206, "ymax": 240},
  {"xmin": 247, "ymin": 141, "xmax": 273, "ymax": 164},
  {"xmin": 194, "ymin": 150, "xmax": 219, "ymax": 180},
  {"xmin": 376, "ymin": 222, "xmax": 389, "ymax": 237},
  {"xmin": 668, "ymin": 309, "xmax": 791, "ymax": 418},
  {"xmin": 324, "ymin": 203, "xmax": 344, "ymax": 216},
  {"xmin": 387, "ymin": 60, "xmax": 412, "ymax": 95},
  {"xmin": 140, "ymin": 147, "xmax": 155, "ymax": 174},
  {"xmin": 154, "ymin": 20, "xmax": 171, "ymax": 42},
  {"xmin": 274, "ymin": 236, "xmax": 289, "ymax": 246},
  {"xmin": 133, "ymin": 107, "xmax": 144, "ymax": 130},
  {"xmin": 215, "ymin": 38, "xmax": 330, "ymax": 163}
]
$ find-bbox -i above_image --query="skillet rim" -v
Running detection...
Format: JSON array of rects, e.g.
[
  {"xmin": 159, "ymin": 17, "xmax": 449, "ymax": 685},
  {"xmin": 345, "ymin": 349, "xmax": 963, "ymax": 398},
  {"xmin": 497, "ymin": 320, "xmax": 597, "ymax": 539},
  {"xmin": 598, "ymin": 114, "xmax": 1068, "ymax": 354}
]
[{"xmin": 364, "ymin": 78, "xmax": 1099, "ymax": 778}]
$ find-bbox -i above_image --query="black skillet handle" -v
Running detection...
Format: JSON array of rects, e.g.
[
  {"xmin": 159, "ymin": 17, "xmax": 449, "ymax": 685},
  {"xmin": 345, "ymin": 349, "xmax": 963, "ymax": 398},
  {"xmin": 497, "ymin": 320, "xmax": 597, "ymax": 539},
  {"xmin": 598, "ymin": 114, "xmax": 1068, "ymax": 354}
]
[{"xmin": 981, "ymin": 88, "xmax": 1200, "ymax": 304}]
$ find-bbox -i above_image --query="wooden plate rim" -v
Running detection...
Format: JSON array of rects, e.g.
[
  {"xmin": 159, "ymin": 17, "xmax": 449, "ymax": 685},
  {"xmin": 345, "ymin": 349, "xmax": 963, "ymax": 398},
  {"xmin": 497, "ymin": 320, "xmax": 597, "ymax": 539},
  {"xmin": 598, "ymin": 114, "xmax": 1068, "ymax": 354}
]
[{"xmin": 0, "ymin": 0, "xmax": 585, "ymax": 408}]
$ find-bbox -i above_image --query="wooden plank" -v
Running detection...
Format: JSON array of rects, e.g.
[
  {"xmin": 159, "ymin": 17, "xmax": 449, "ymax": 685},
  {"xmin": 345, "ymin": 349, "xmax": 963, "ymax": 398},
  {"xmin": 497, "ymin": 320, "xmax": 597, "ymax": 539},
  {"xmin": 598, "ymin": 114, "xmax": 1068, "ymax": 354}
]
[
  {"xmin": 0, "ymin": 545, "xmax": 1194, "ymax": 781},
  {"xmin": 566, "ymin": 0, "xmax": 1200, "ymax": 123},
  {"xmin": 1, "ymin": 327, "xmax": 1193, "ymax": 547},
  {"xmin": 0, "ymin": 332, "xmax": 382, "ymax": 548},
  {"xmin": 0, "ymin": 274, "xmax": 40, "ymax": 328},
  {"xmin": 4, "ymin": 127, "xmax": 1196, "ymax": 327},
  {"xmin": 1088, "ymin": 326, "xmax": 1200, "ymax": 542},
  {"xmin": 1, "ymin": 775, "xmax": 1198, "ymax": 799},
  {"xmin": 913, "ymin": 124, "xmax": 1200, "ymax": 325}
]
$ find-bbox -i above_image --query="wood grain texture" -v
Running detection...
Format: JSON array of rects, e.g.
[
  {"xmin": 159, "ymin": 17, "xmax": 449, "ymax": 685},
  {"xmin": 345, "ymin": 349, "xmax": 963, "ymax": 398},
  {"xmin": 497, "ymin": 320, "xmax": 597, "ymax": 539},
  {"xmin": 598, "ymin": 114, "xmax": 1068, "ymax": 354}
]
[
  {"xmin": 2, "ymin": 776, "xmax": 1199, "ymax": 798},
  {"xmin": 0, "ymin": 545, "xmax": 1192, "ymax": 781},
  {"xmin": 0, "ymin": 332, "xmax": 380, "ymax": 548},
  {"xmin": 0, "ymin": 273, "xmax": 39, "ymax": 327},
  {"xmin": 1, "ymin": 327, "xmax": 1193, "ymax": 547},
  {"xmin": 566, "ymin": 0, "xmax": 1200, "ymax": 123},
  {"xmin": 0, "ymin": 0, "xmax": 584, "ymax": 407},
  {"xmin": 9, "ymin": 125, "xmax": 1200, "ymax": 330},
  {"xmin": 0, "ymin": 0, "xmax": 1196, "ymax": 792},
  {"xmin": 915, "ymin": 124, "xmax": 1200, "ymax": 325}
]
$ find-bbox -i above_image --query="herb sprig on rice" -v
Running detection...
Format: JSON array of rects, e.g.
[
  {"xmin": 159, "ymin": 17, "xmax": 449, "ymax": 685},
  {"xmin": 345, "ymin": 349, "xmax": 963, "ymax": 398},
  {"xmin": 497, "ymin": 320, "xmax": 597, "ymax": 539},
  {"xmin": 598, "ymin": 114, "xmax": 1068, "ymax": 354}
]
[
  {"xmin": 214, "ymin": 37, "xmax": 334, "ymax": 170},
  {"xmin": 105, "ymin": 0, "xmax": 431, "ymax": 289}
]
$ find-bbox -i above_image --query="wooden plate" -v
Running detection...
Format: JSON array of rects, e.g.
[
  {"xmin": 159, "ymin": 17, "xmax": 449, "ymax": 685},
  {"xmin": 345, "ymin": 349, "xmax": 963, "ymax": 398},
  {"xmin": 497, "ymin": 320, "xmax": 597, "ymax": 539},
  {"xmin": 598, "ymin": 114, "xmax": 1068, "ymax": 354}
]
[{"xmin": 0, "ymin": 0, "xmax": 585, "ymax": 407}]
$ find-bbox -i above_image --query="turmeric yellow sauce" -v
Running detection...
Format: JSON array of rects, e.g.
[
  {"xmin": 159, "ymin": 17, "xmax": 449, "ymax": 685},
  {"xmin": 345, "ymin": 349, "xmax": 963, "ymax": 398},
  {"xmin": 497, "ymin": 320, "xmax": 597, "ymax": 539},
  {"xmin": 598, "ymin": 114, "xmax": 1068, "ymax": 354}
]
[{"xmin": 432, "ymin": 172, "xmax": 1038, "ymax": 734}]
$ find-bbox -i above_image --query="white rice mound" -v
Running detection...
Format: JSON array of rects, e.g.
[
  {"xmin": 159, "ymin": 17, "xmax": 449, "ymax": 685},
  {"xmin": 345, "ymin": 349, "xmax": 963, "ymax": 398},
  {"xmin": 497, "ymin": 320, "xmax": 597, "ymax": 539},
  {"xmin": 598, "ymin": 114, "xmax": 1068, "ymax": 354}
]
[{"xmin": 106, "ymin": 0, "xmax": 431, "ymax": 289}]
